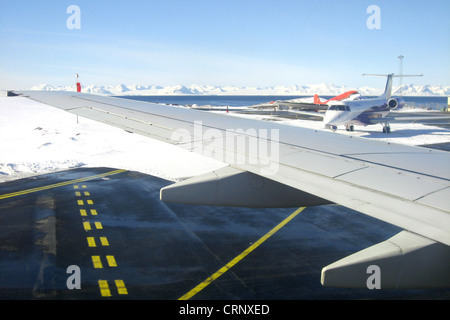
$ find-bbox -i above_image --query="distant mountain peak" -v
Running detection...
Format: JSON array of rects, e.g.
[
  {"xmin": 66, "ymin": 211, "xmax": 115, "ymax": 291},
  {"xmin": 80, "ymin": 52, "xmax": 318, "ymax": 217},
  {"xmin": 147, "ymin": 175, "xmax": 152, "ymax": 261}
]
[{"xmin": 30, "ymin": 83, "xmax": 450, "ymax": 96}]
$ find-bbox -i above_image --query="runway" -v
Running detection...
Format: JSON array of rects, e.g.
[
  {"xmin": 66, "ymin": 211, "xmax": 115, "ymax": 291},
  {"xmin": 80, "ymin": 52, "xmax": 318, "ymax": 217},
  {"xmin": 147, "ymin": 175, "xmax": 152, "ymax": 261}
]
[{"xmin": 1, "ymin": 167, "xmax": 449, "ymax": 301}]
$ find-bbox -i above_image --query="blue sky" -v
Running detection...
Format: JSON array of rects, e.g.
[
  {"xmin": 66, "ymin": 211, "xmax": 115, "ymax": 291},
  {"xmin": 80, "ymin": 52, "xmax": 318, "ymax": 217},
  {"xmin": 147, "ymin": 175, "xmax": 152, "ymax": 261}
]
[{"xmin": 0, "ymin": 0, "xmax": 448, "ymax": 89}]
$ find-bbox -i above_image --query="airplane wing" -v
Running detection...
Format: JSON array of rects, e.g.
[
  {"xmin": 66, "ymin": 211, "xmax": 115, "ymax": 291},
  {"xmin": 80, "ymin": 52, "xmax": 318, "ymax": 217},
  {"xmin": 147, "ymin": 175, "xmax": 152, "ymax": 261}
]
[
  {"xmin": 13, "ymin": 90, "xmax": 450, "ymax": 289},
  {"xmin": 370, "ymin": 113, "xmax": 450, "ymax": 124},
  {"xmin": 286, "ymin": 109, "xmax": 326, "ymax": 117},
  {"xmin": 274, "ymin": 101, "xmax": 329, "ymax": 111}
]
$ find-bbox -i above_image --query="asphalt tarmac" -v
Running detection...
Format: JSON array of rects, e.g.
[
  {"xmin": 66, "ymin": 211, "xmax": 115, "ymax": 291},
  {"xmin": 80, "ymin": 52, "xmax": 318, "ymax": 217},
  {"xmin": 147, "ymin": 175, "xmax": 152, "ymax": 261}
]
[{"xmin": 0, "ymin": 167, "xmax": 449, "ymax": 301}]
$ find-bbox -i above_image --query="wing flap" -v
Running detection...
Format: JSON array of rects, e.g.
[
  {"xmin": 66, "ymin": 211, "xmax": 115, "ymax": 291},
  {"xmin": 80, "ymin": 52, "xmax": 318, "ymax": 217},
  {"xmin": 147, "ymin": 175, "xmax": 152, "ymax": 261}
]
[
  {"xmin": 335, "ymin": 166, "xmax": 448, "ymax": 201},
  {"xmin": 415, "ymin": 187, "xmax": 450, "ymax": 213},
  {"xmin": 160, "ymin": 165, "xmax": 331, "ymax": 207}
]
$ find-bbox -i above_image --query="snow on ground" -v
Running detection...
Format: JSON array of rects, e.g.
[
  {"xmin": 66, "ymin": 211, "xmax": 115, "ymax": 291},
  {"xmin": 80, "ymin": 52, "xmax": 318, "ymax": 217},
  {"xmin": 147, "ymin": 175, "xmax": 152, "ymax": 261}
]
[
  {"xmin": 0, "ymin": 97, "xmax": 225, "ymax": 183},
  {"xmin": 1, "ymin": 96, "xmax": 449, "ymax": 183}
]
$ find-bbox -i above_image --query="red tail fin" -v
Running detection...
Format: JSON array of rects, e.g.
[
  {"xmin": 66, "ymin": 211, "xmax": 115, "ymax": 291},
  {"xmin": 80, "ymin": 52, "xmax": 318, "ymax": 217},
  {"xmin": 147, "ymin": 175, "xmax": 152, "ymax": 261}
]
[
  {"xmin": 326, "ymin": 90, "xmax": 358, "ymax": 103},
  {"xmin": 314, "ymin": 94, "xmax": 321, "ymax": 104}
]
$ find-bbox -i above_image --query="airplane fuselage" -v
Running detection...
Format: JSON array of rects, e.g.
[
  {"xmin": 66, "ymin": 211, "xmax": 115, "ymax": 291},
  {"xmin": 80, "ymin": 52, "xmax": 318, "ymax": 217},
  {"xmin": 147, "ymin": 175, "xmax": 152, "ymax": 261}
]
[{"xmin": 324, "ymin": 97, "xmax": 391, "ymax": 128}]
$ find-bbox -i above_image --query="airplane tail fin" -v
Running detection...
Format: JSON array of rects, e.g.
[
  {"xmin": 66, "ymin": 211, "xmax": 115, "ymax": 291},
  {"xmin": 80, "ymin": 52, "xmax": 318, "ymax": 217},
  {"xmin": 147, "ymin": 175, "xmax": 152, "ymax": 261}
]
[
  {"xmin": 325, "ymin": 90, "xmax": 359, "ymax": 103},
  {"xmin": 363, "ymin": 74, "xmax": 423, "ymax": 99},
  {"xmin": 314, "ymin": 94, "xmax": 321, "ymax": 104}
]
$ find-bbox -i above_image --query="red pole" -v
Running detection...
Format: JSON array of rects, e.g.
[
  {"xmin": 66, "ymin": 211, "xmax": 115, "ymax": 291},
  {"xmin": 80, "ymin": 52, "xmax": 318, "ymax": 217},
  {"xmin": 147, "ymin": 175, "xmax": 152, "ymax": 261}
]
[{"xmin": 76, "ymin": 74, "xmax": 81, "ymax": 92}]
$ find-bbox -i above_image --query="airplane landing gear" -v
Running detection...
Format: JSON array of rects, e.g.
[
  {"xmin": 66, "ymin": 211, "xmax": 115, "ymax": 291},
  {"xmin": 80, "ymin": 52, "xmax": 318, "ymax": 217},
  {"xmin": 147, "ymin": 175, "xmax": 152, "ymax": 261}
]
[
  {"xmin": 382, "ymin": 123, "xmax": 391, "ymax": 133},
  {"xmin": 345, "ymin": 125, "xmax": 354, "ymax": 132}
]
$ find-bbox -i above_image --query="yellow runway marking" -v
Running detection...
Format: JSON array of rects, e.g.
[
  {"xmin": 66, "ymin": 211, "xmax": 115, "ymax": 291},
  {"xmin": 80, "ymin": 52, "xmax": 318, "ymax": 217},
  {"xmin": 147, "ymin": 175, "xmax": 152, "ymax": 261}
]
[
  {"xmin": 90, "ymin": 209, "xmax": 98, "ymax": 216},
  {"xmin": 88, "ymin": 237, "xmax": 109, "ymax": 247},
  {"xmin": 84, "ymin": 191, "xmax": 90, "ymax": 196},
  {"xmin": 77, "ymin": 200, "xmax": 84, "ymax": 205},
  {"xmin": 98, "ymin": 280, "xmax": 111, "ymax": 297},
  {"xmin": 83, "ymin": 222, "xmax": 91, "ymax": 231},
  {"xmin": 87, "ymin": 200, "xmax": 94, "ymax": 205},
  {"xmin": 0, "ymin": 169, "xmax": 127, "ymax": 200},
  {"xmin": 106, "ymin": 255, "xmax": 117, "ymax": 267},
  {"xmin": 178, "ymin": 207, "xmax": 306, "ymax": 300},
  {"xmin": 115, "ymin": 280, "xmax": 128, "ymax": 295},
  {"xmin": 92, "ymin": 256, "xmax": 103, "ymax": 268},
  {"xmin": 94, "ymin": 222, "xmax": 103, "ymax": 229},
  {"xmin": 75, "ymin": 191, "xmax": 81, "ymax": 196},
  {"xmin": 100, "ymin": 237, "xmax": 109, "ymax": 246},
  {"xmin": 80, "ymin": 209, "xmax": 87, "ymax": 216},
  {"xmin": 87, "ymin": 237, "xmax": 96, "ymax": 247}
]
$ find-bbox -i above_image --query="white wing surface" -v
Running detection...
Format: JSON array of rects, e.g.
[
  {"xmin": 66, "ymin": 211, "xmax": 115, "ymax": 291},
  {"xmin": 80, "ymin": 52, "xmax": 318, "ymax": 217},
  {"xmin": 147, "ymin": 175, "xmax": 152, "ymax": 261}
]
[{"xmin": 14, "ymin": 90, "xmax": 450, "ymax": 289}]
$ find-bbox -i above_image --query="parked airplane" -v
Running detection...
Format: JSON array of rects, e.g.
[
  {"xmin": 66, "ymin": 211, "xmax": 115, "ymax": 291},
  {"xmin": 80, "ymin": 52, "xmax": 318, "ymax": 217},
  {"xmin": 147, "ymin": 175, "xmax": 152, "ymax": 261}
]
[
  {"xmin": 266, "ymin": 74, "xmax": 447, "ymax": 133},
  {"xmin": 322, "ymin": 73, "xmax": 422, "ymax": 133}
]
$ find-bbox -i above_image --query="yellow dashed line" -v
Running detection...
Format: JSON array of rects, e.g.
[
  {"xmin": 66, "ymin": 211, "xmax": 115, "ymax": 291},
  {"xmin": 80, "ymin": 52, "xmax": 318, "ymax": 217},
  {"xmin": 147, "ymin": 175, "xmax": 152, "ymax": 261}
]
[
  {"xmin": 77, "ymin": 200, "xmax": 84, "ymax": 205},
  {"xmin": 92, "ymin": 256, "xmax": 103, "ymax": 268},
  {"xmin": 98, "ymin": 280, "xmax": 111, "ymax": 297},
  {"xmin": 75, "ymin": 191, "xmax": 81, "ymax": 196},
  {"xmin": 82, "ymin": 185, "xmax": 87, "ymax": 189},
  {"xmin": 115, "ymin": 280, "xmax": 128, "ymax": 295},
  {"xmin": 100, "ymin": 237, "xmax": 109, "ymax": 246},
  {"xmin": 98, "ymin": 280, "xmax": 127, "ymax": 297},
  {"xmin": 86, "ymin": 237, "xmax": 109, "ymax": 247},
  {"xmin": 83, "ymin": 178, "xmax": 128, "ymax": 297},
  {"xmin": 84, "ymin": 221, "xmax": 103, "ymax": 230},
  {"xmin": 87, "ymin": 237, "xmax": 96, "ymax": 247},
  {"xmin": 106, "ymin": 255, "xmax": 117, "ymax": 267}
]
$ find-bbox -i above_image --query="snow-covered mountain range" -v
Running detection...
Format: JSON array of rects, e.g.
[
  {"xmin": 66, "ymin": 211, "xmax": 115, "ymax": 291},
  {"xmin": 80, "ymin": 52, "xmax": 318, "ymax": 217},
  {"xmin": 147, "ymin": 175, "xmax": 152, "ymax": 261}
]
[{"xmin": 30, "ymin": 83, "xmax": 450, "ymax": 96}]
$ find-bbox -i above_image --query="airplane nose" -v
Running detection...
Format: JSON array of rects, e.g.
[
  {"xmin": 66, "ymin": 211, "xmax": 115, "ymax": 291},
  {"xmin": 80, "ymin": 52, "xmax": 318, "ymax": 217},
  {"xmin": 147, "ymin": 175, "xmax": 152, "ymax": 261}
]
[{"xmin": 324, "ymin": 112, "xmax": 339, "ymax": 125}]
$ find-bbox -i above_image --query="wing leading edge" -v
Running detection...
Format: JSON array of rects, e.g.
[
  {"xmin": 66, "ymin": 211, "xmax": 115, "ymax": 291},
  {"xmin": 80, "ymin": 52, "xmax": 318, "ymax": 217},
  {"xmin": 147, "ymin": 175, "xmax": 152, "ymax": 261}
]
[{"xmin": 14, "ymin": 90, "xmax": 450, "ymax": 289}]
